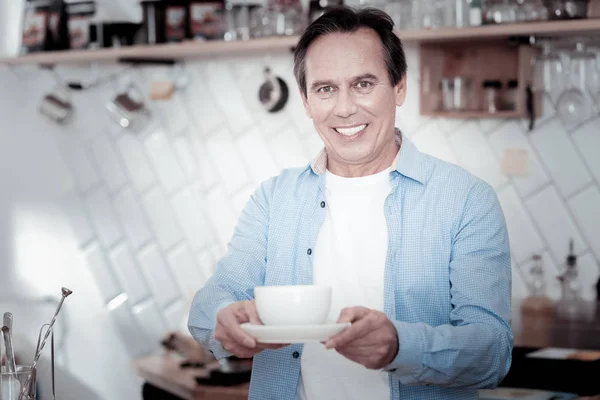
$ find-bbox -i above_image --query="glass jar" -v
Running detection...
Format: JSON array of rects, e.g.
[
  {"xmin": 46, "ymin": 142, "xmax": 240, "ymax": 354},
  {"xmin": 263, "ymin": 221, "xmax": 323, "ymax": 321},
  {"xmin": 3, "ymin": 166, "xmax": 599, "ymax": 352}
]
[{"xmin": 482, "ymin": 79, "xmax": 502, "ymax": 113}]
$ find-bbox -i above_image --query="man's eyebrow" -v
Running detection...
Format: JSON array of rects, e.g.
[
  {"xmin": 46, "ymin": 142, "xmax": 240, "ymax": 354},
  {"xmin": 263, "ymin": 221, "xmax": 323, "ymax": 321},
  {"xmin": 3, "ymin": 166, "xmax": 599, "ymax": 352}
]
[{"xmin": 309, "ymin": 74, "xmax": 380, "ymax": 91}]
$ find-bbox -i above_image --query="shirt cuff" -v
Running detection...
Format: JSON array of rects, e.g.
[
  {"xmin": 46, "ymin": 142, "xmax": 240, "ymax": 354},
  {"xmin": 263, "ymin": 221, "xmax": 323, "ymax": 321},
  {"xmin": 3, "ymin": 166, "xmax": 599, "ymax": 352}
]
[{"xmin": 383, "ymin": 320, "xmax": 424, "ymax": 383}]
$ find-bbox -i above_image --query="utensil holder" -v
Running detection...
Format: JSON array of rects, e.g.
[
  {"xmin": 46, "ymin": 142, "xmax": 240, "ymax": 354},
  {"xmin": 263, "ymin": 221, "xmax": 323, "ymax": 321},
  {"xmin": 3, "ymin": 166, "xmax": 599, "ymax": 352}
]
[{"xmin": 1, "ymin": 366, "xmax": 36, "ymax": 400}]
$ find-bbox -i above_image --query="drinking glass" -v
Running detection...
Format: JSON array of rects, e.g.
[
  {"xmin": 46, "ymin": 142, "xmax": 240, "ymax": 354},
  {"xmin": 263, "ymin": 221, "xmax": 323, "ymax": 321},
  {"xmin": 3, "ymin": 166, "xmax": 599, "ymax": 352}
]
[
  {"xmin": 1, "ymin": 366, "xmax": 36, "ymax": 400},
  {"xmin": 532, "ymin": 41, "xmax": 565, "ymax": 106},
  {"xmin": 556, "ymin": 39, "xmax": 595, "ymax": 129}
]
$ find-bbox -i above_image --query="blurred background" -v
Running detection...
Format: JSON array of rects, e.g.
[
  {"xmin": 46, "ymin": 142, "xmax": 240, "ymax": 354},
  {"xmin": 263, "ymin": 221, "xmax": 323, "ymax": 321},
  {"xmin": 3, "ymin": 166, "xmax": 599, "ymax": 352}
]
[{"xmin": 0, "ymin": 0, "xmax": 599, "ymax": 399}]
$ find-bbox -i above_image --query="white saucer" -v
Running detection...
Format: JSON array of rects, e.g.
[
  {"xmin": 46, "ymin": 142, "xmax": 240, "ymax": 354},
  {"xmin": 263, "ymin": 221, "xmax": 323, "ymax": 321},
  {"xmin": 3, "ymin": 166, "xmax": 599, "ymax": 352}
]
[{"xmin": 241, "ymin": 322, "xmax": 351, "ymax": 344}]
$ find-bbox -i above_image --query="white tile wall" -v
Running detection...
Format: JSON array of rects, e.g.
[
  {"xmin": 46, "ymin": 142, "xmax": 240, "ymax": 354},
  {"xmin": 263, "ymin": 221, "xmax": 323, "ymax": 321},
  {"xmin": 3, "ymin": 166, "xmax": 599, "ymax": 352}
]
[
  {"xmin": 144, "ymin": 128, "xmax": 187, "ymax": 195},
  {"xmin": 206, "ymin": 129, "xmax": 251, "ymax": 193},
  {"xmin": 113, "ymin": 187, "xmax": 153, "ymax": 250},
  {"xmin": 84, "ymin": 243, "xmax": 123, "ymax": 304},
  {"xmin": 40, "ymin": 50, "xmax": 600, "ymax": 373},
  {"xmin": 448, "ymin": 121, "xmax": 508, "ymax": 189},
  {"xmin": 109, "ymin": 243, "xmax": 152, "ymax": 306},
  {"xmin": 530, "ymin": 119, "xmax": 593, "ymax": 198},
  {"xmin": 170, "ymin": 187, "xmax": 212, "ymax": 251},
  {"xmin": 525, "ymin": 185, "xmax": 587, "ymax": 263},
  {"xmin": 167, "ymin": 244, "xmax": 206, "ymax": 298},
  {"xmin": 497, "ymin": 185, "xmax": 545, "ymax": 263},
  {"xmin": 137, "ymin": 244, "xmax": 182, "ymax": 309},
  {"xmin": 141, "ymin": 187, "xmax": 184, "ymax": 251},
  {"xmin": 488, "ymin": 121, "xmax": 549, "ymax": 198},
  {"xmin": 90, "ymin": 134, "xmax": 128, "ymax": 194},
  {"xmin": 84, "ymin": 187, "xmax": 124, "ymax": 249},
  {"xmin": 572, "ymin": 117, "xmax": 600, "ymax": 184},
  {"xmin": 569, "ymin": 185, "xmax": 600, "ymax": 260}
]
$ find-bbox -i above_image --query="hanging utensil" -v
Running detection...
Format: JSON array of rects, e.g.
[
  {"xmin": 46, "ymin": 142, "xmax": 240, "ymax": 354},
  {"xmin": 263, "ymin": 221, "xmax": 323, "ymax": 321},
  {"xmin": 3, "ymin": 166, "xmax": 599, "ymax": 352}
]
[
  {"xmin": 18, "ymin": 287, "xmax": 73, "ymax": 400},
  {"xmin": 258, "ymin": 67, "xmax": 289, "ymax": 113},
  {"xmin": 3, "ymin": 313, "xmax": 16, "ymax": 374}
]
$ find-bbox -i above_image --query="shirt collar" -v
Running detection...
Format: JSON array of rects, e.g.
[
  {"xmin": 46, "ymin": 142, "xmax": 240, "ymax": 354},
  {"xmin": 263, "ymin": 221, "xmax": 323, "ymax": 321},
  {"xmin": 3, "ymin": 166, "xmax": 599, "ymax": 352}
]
[{"xmin": 309, "ymin": 128, "xmax": 428, "ymax": 185}]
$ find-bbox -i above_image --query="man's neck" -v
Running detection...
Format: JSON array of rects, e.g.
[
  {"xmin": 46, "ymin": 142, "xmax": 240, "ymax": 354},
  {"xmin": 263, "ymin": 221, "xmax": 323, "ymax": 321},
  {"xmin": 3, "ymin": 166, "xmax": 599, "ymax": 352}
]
[{"xmin": 328, "ymin": 140, "xmax": 400, "ymax": 178}]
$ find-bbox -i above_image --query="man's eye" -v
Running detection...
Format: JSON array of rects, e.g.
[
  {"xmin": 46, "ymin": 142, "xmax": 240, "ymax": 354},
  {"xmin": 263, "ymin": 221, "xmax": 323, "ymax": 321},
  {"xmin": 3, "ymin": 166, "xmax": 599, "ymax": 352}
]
[
  {"xmin": 356, "ymin": 81, "xmax": 373, "ymax": 89},
  {"xmin": 318, "ymin": 86, "xmax": 334, "ymax": 93}
]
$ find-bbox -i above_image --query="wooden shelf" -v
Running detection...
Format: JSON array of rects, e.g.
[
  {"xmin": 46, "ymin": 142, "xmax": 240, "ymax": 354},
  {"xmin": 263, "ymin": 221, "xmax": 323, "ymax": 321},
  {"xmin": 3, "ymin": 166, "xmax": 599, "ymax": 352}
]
[
  {"xmin": 2, "ymin": 19, "xmax": 600, "ymax": 66},
  {"xmin": 399, "ymin": 18, "xmax": 600, "ymax": 42},
  {"xmin": 421, "ymin": 110, "xmax": 522, "ymax": 119},
  {"xmin": 0, "ymin": 35, "xmax": 300, "ymax": 66}
]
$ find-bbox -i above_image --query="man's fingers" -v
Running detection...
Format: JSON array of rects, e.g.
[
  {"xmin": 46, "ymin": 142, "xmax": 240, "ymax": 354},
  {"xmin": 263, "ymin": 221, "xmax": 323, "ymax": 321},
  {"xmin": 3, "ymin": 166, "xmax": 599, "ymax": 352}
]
[
  {"xmin": 243, "ymin": 300, "xmax": 264, "ymax": 325},
  {"xmin": 337, "ymin": 306, "xmax": 370, "ymax": 324},
  {"xmin": 325, "ymin": 312, "xmax": 374, "ymax": 349}
]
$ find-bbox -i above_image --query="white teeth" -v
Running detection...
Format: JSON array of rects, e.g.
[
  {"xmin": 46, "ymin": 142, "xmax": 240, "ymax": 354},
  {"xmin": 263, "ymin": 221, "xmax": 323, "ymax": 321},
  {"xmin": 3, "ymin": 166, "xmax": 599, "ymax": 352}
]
[{"xmin": 334, "ymin": 124, "xmax": 367, "ymax": 136}]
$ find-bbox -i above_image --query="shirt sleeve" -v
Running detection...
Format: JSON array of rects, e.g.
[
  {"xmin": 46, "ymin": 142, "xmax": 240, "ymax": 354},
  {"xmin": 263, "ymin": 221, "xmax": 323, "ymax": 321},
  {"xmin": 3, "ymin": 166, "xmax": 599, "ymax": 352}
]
[
  {"xmin": 384, "ymin": 180, "xmax": 513, "ymax": 389},
  {"xmin": 187, "ymin": 177, "xmax": 275, "ymax": 359}
]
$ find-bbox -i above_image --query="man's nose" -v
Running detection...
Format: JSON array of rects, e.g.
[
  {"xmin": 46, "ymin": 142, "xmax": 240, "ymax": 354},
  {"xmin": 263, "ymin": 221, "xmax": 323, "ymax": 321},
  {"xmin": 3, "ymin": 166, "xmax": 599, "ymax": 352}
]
[{"xmin": 333, "ymin": 89, "xmax": 358, "ymax": 118}]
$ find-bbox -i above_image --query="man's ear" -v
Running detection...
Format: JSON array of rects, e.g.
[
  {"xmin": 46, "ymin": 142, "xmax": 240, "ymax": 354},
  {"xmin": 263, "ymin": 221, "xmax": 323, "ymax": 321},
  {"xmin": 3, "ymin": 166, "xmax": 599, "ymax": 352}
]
[{"xmin": 394, "ymin": 75, "xmax": 407, "ymax": 107}]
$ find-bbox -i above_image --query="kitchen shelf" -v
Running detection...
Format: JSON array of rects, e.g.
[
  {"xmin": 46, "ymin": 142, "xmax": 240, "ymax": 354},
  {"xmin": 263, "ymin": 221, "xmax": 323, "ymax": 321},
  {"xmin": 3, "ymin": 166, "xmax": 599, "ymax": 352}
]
[
  {"xmin": 2, "ymin": 19, "xmax": 600, "ymax": 66},
  {"xmin": 400, "ymin": 18, "xmax": 600, "ymax": 42},
  {"xmin": 421, "ymin": 111, "xmax": 522, "ymax": 119}
]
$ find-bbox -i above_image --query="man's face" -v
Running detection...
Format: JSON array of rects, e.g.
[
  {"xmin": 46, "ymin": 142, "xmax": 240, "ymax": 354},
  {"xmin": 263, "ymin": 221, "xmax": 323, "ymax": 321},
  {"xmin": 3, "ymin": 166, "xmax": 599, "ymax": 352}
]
[{"xmin": 301, "ymin": 28, "xmax": 407, "ymax": 172}]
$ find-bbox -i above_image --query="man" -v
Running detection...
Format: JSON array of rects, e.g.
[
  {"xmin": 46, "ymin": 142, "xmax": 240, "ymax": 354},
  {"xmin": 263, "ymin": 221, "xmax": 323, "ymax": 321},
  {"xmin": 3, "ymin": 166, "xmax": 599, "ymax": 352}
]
[{"xmin": 189, "ymin": 6, "xmax": 512, "ymax": 399}]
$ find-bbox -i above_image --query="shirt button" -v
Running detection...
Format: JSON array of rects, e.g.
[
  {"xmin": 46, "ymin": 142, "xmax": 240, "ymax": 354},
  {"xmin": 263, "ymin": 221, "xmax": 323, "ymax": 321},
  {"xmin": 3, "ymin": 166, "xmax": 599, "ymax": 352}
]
[
  {"xmin": 307, "ymin": 248, "xmax": 312, "ymax": 255},
  {"xmin": 320, "ymin": 201, "xmax": 326, "ymax": 208},
  {"xmin": 292, "ymin": 351, "xmax": 300, "ymax": 359},
  {"xmin": 389, "ymin": 368, "xmax": 396, "ymax": 372}
]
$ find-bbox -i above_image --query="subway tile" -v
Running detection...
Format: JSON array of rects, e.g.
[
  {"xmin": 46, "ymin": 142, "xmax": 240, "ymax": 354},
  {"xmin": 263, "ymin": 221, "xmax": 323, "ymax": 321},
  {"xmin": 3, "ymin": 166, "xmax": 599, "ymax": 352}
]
[
  {"xmin": 488, "ymin": 121, "xmax": 549, "ymax": 198},
  {"xmin": 205, "ymin": 129, "xmax": 250, "ymax": 193},
  {"xmin": 448, "ymin": 121, "xmax": 508, "ymax": 189},
  {"xmin": 497, "ymin": 185, "xmax": 545, "ymax": 264},
  {"xmin": 303, "ymin": 134, "xmax": 325, "ymax": 160},
  {"xmin": 478, "ymin": 119, "xmax": 506, "ymax": 136},
  {"xmin": 109, "ymin": 243, "xmax": 152, "ymax": 305},
  {"xmin": 170, "ymin": 187, "xmax": 212, "ymax": 251},
  {"xmin": 188, "ymin": 130, "xmax": 219, "ymax": 190},
  {"xmin": 107, "ymin": 295, "xmax": 154, "ymax": 358},
  {"xmin": 60, "ymin": 190, "xmax": 95, "ymax": 247},
  {"xmin": 411, "ymin": 122, "xmax": 459, "ymax": 165},
  {"xmin": 132, "ymin": 299, "xmax": 168, "ymax": 345},
  {"xmin": 572, "ymin": 116, "xmax": 600, "ymax": 184},
  {"xmin": 172, "ymin": 135, "xmax": 200, "ymax": 181},
  {"xmin": 137, "ymin": 244, "xmax": 182, "ymax": 308},
  {"xmin": 61, "ymin": 137, "xmax": 101, "ymax": 193},
  {"xmin": 204, "ymin": 186, "xmax": 237, "ymax": 249},
  {"xmin": 117, "ymin": 134, "xmax": 156, "ymax": 193},
  {"xmin": 237, "ymin": 128, "xmax": 279, "ymax": 184},
  {"xmin": 84, "ymin": 187, "xmax": 124, "ymax": 248},
  {"xmin": 569, "ymin": 185, "xmax": 600, "ymax": 261},
  {"xmin": 164, "ymin": 299, "xmax": 188, "ymax": 331},
  {"xmin": 183, "ymin": 61, "xmax": 227, "ymax": 135},
  {"xmin": 269, "ymin": 128, "xmax": 310, "ymax": 170},
  {"xmin": 530, "ymin": 119, "xmax": 592, "ymax": 197},
  {"xmin": 435, "ymin": 118, "xmax": 469, "ymax": 136},
  {"xmin": 90, "ymin": 134, "xmax": 128, "ymax": 194},
  {"xmin": 113, "ymin": 187, "xmax": 153, "ymax": 250},
  {"xmin": 518, "ymin": 94, "xmax": 557, "ymax": 132},
  {"xmin": 204, "ymin": 60, "xmax": 254, "ymax": 135},
  {"xmin": 144, "ymin": 129, "xmax": 187, "ymax": 195},
  {"xmin": 525, "ymin": 185, "xmax": 587, "ymax": 263},
  {"xmin": 154, "ymin": 95, "xmax": 190, "ymax": 135},
  {"xmin": 167, "ymin": 244, "xmax": 206, "ymax": 298},
  {"xmin": 141, "ymin": 187, "xmax": 184, "ymax": 251},
  {"xmin": 84, "ymin": 243, "xmax": 122, "ymax": 304},
  {"xmin": 198, "ymin": 250, "xmax": 217, "ymax": 281}
]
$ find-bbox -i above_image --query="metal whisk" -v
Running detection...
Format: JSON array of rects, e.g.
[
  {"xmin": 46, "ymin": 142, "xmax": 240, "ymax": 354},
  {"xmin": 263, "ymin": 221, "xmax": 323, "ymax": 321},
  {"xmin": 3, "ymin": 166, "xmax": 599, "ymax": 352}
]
[{"xmin": 18, "ymin": 287, "xmax": 72, "ymax": 400}]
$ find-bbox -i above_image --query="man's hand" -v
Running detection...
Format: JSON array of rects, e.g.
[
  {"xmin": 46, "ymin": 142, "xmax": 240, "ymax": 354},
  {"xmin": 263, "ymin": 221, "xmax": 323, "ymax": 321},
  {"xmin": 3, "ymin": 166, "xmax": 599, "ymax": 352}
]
[
  {"xmin": 214, "ymin": 300, "xmax": 286, "ymax": 358},
  {"xmin": 325, "ymin": 306, "xmax": 399, "ymax": 370}
]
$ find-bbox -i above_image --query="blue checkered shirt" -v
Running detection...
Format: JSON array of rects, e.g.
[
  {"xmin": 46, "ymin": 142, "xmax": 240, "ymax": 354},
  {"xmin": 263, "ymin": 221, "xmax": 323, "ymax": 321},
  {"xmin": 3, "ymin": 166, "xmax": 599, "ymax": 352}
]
[{"xmin": 189, "ymin": 134, "xmax": 513, "ymax": 400}]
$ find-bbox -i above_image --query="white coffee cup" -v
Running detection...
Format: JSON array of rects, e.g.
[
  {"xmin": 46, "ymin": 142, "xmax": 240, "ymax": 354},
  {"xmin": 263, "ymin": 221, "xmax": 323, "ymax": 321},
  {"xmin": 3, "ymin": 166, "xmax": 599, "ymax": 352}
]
[{"xmin": 254, "ymin": 285, "xmax": 332, "ymax": 326}]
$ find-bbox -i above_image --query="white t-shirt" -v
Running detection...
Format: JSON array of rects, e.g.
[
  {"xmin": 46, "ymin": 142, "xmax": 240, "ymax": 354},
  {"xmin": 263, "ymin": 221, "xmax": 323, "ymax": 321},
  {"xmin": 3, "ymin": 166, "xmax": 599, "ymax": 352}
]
[{"xmin": 297, "ymin": 167, "xmax": 393, "ymax": 400}]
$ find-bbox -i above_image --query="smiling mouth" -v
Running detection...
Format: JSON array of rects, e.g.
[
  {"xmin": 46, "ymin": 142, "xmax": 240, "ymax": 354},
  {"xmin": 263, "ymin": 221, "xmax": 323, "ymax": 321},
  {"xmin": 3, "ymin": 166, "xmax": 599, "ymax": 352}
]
[{"xmin": 333, "ymin": 124, "xmax": 368, "ymax": 136}]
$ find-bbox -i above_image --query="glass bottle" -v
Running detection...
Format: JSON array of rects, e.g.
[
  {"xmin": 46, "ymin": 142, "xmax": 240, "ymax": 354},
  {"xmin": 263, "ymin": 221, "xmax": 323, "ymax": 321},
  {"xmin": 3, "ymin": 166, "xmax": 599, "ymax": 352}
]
[{"xmin": 521, "ymin": 254, "xmax": 555, "ymax": 316}]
